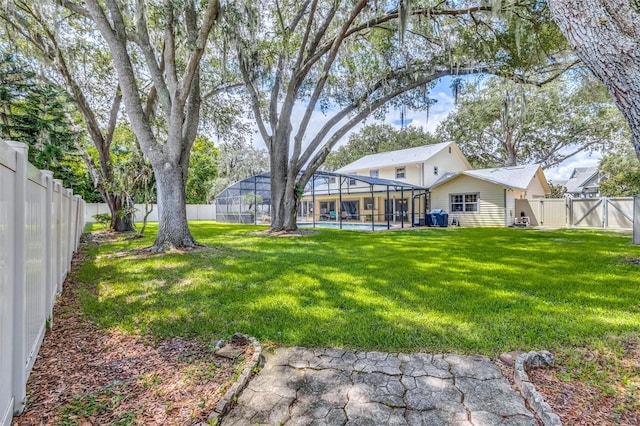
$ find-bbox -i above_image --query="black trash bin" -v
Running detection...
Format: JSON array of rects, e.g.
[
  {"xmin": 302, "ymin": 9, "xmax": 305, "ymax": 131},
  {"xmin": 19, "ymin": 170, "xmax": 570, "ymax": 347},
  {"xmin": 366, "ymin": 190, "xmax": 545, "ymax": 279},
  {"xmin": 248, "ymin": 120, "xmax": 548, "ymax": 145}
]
[{"xmin": 428, "ymin": 209, "xmax": 448, "ymax": 227}]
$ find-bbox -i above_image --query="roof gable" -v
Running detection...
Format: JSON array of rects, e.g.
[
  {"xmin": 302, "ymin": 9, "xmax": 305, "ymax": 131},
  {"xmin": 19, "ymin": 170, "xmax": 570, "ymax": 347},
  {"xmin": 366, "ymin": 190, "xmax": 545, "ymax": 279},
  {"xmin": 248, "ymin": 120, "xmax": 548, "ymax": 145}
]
[
  {"xmin": 565, "ymin": 167, "xmax": 600, "ymax": 193},
  {"xmin": 336, "ymin": 142, "xmax": 456, "ymax": 173}
]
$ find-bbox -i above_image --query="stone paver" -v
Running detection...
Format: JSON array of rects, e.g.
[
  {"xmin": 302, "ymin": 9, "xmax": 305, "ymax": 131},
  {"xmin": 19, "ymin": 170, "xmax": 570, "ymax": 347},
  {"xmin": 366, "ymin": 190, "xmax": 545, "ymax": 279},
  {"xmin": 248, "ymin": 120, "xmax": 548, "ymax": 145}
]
[{"xmin": 222, "ymin": 348, "xmax": 539, "ymax": 426}]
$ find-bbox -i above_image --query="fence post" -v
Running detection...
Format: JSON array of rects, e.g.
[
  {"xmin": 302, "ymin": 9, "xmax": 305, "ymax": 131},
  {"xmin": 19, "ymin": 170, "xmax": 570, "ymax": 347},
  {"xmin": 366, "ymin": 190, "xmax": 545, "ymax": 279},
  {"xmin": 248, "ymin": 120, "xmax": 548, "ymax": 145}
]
[
  {"xmin": 74, "ymin": 195, "xmax": 82, "ymax": 250},
  {"xmin": 41, "ymin": 171, "xmax": 55, "ymax": 321},
  {"xmin": 568, "ymin": 197, "xmax": 573, "ymax": 228},
  {"xmin": 634, "ymin": 196, "xmax": 640, "ymax": 245},
  {"xmin": 7, "ymin": 141, "xmax": 27, "ymax": 415},
  {"xmin": 67, "ymin": 189, "xmax": 74, "ymax": 264},
  {"xmin": 603, "ymin": 197, "xmax": 608, "ymax": 229},
  {"xmin": 54, "ymin": 180, "xmax": 63, "ymax": 293}
]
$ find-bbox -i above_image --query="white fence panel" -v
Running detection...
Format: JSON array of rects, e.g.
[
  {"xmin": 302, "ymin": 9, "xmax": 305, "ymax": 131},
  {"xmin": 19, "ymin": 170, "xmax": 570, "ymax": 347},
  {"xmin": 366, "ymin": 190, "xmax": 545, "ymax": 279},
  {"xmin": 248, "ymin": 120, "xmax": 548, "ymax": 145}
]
[
  {"xmin": 516, "ymin": 197, "xmax": 634, "ymax": 231},
  {"xmin": 85, "ymin": 203, "xmax": 216, "ymax": 223},
  {"xmin": 0, "ymin": 144, "xmax": 16, "ymax": 426},
  {"xmin": 572, "ymin": 199, "xmax": 604, "ymax": 228},
  {"xmin": 0, "ymin": 140, "xmax": 85, "ymax": 424},
  {"xmin": 539, "ymin": 199, "xmax": 567, "ymax": 227},
  {"xmin": 605, "ymin": 198, "xmax": 634, "ymax": 229},
  {"xmin": 24, "ymin": 171, "xmax": 47, "ymax": 379}
]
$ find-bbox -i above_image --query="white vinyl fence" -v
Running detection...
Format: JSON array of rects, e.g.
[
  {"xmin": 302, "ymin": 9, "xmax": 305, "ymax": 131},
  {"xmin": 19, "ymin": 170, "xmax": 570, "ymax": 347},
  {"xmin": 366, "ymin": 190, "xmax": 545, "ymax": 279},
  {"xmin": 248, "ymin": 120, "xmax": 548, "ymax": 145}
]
[
  {"xmin": 0, "ymin": 140, "xmax": 85, "ymax": 425},
  {"xmin": 516, "ymin": 197, "xmax": 635, "ymax": 230},
  {"xmin": 84, "ymin": 202, "xmax": 216, "ymax": 223}
]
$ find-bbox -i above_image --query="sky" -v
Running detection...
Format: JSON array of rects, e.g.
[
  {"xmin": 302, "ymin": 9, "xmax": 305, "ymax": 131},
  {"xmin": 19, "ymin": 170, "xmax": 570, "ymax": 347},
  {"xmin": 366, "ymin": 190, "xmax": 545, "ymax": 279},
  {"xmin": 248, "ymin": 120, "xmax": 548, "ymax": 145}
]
[{"xmin": 251, "ymin": 77, "xmax": 602, "ymax": 182}]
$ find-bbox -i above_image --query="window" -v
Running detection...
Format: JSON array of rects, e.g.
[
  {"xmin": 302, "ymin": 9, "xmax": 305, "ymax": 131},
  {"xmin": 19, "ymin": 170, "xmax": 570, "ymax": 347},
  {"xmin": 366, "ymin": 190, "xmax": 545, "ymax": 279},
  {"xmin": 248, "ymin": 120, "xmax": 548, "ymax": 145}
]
[
  {"xmin": 349, "ymin": 178, "xmax": 357, "ymax": 185},
  {"xmin": 329, "ymin": 177, "xmax": 336, "ymax": 184},
  {"xmin": 434, "ymin": 166, "xmax": 439, "ymax": 175},
  {"xmin": 395, "ymin": 167, "xmax": 406, "ymax": 179},
  {"xmin": 364, "ymin": 197, "xmax": 375, "ymax": 209},
  {"xmin": 369, "ymin": 169, "xmax": 379, "ymax": 178},
  {"xmin": 450, "ymin": 193, "xmax": 479, "ymax": 213}
]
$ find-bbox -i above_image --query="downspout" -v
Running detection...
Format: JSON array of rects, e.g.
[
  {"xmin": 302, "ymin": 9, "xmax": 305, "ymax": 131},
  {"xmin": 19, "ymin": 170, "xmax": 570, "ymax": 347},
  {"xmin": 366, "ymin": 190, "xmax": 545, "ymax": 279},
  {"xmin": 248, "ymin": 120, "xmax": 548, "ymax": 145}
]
[{"xmin": 503, "ymin": 188, "xmax": 507, "ymax": 227}]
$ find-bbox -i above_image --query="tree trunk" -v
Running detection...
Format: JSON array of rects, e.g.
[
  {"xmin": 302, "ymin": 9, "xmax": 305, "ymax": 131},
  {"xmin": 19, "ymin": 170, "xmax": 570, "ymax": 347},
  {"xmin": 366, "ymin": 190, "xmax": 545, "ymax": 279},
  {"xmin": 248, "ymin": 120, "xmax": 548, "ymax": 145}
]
[
  {"xmin": 269, "ymin": 133, "xmax": 293, "ymax": 231},
  {"xmin": 504, "ymin": 131, "xmax": 517, "ymax": 166},
  {"xmin": 103, "ymin": 192, "xmax": 135, "ymax": 232},
  {"xmin": 110, "ymin": 194, "xmax": 135, "ymax": 232},
  {"xmin": 548, "ymin": 0, "xmax": 640, "ymax": 160},
  {"xmin": 151, "ymin": 162, "xmax": 197, "ymax": 251}
]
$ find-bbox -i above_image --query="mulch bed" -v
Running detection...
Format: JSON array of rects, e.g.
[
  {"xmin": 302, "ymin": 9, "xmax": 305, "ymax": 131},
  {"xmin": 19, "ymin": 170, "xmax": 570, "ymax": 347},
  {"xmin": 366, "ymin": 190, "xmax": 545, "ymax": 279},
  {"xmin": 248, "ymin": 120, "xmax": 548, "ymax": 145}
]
[
  {"xmin": 12, "ymin": 238, "xmax": 250, "ymax": 426},
  {"xmin": 528, "ymin": 367, "xmax": 639, "ymax": 425},
  {"xmin": 527, "ymin": 336, "xmax": 640, "ymax": 426}
]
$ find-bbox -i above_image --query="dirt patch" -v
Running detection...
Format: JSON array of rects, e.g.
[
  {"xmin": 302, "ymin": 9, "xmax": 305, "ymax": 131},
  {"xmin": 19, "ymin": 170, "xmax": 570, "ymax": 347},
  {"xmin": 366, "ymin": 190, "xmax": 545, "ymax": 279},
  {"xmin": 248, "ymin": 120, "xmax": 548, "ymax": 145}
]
[
  {"xmin": 250, "ymin": 229, "xmax": 318, "ymax": 237},
  {"xmin": 12, "ymin": 240, "xmax": 249, "ymax": 426}
]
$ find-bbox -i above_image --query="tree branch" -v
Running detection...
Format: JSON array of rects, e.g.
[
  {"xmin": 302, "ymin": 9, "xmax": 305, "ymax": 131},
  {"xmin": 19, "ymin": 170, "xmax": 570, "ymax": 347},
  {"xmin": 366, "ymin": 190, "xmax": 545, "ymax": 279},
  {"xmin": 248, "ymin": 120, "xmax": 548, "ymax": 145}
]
[
  {"xmin": 135, "ymin": 0, "xmax": 172, "ymax": 113},
  {"xmin": 180, "ymin": 0, "xmax": 219, "ymax": 100},
  {"xmin": 238, "ymin": 48, "xmax": 271, "ymax": 149},
  {"xmin": 298, "ymin": 66, "xmax": 488, "ymax": 182}
]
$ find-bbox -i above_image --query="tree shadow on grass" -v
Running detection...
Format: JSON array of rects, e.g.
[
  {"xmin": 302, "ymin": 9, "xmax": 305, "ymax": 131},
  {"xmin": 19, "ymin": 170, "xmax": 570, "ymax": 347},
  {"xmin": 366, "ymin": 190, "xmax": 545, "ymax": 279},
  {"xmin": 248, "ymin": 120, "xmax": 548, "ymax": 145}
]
[{"xmin": 78, "ymin": 225, "xmax": 640, "ymax": 356}]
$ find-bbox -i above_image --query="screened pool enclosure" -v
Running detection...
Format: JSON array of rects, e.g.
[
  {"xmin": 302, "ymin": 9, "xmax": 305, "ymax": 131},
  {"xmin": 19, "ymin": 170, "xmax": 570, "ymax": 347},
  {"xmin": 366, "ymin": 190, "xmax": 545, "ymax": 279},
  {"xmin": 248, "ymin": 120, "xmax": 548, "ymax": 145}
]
[{"xmin": 215, "ymin": 171, "xmax": 429, "ymax": 230}]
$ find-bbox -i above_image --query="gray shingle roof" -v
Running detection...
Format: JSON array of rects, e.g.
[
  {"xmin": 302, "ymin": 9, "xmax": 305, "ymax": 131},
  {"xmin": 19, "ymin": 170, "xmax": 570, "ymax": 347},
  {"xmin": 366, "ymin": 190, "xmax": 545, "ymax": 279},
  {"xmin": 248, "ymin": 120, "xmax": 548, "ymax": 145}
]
[
  {"xmin": 335, "ymin": 142, "xmax": 452, "ymax": 173},
  {"xmin": 464, "ymin": 164, "xmax": 543, "ymax": 189},
  {"xmin": 565, "ymin": 167, "xmax": 599, "ymax": 193},
  {"xmin": 430, "ymin": 164, "xmax": 546, "ymax": 190}
]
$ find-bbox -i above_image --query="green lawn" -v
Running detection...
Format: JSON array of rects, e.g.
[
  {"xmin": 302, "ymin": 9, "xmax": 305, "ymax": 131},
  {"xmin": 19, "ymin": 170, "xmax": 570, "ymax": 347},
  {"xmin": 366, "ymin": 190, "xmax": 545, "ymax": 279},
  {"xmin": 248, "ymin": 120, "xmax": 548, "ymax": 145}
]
[{"xmin": 78, "ymin": 222, "xmax": 640, "ymax": 356}]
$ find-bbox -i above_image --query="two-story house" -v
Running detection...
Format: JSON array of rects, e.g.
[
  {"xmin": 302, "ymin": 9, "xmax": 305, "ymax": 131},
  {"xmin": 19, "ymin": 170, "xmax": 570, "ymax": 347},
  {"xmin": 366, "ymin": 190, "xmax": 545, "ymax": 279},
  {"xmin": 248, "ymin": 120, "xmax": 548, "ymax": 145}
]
[{"xmin": 298, "ymin": 142, "xmax": 471, "ymax": 224}]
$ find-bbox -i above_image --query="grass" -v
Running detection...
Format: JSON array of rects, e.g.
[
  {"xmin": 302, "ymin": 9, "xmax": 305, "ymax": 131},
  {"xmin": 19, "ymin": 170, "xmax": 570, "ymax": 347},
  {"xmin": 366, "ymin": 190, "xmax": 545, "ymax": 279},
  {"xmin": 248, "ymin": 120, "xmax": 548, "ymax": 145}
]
[{"xmin": 77, "ymin": 222, "xmax": 640, "ymax": 357}]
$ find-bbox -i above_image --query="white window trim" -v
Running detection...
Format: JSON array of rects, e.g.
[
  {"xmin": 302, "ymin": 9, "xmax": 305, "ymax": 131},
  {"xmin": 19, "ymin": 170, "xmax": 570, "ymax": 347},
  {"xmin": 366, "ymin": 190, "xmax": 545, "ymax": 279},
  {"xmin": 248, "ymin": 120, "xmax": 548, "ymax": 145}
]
[
  {"xmin": 449, "ymin": 193, "xmax": 479, "ymax": 213},
  {"xmin": 395, "ymin": 167, "xmax": 406, "ymax": 179},
  {"xmin": 369, "ymin": 169, "xmax": 379, "ymax": 178}
]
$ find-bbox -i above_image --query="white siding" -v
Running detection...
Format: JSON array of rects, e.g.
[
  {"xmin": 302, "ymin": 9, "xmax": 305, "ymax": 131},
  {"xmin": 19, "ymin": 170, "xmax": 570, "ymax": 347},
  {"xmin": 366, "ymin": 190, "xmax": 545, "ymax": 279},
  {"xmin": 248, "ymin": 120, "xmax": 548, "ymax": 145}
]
[
  {"xmin": 423, "ymin": 145, "xmax": 472, "ymax": 187},
  {"xmin": 525, "ymin": 170, "xmax": 548, "ymax": 198},
  {"xmin": 338, "ymin": 143, "xmax": 471, "ymax": 188},
  {"xmin": 430, "ymin": 175, "xmax": 506, "ymax": 227}
]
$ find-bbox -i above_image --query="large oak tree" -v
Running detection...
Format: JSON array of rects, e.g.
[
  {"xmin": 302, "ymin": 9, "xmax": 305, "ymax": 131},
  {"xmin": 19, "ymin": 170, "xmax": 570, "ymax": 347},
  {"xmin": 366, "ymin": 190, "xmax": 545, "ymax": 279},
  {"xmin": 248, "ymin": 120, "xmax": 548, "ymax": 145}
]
[
  {"xmin": 437, "ymin": 74, "xmax": 628, "ymax": 168},
  {"xmin": 232, "ymin": 0, "xmax": 572, "ymax": 231},
  {"xmin": 59, "ymin": 0, "xmax": 221, "ymax": 250},
  {"xmin": 548, "ymin": 0, "xmax": 640, "ymax": 161}
]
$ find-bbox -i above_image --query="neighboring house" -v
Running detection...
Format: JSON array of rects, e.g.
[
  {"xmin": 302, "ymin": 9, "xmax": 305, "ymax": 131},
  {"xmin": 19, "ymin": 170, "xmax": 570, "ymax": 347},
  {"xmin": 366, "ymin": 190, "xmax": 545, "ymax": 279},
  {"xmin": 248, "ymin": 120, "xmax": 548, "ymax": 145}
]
[
  {"xmin": 429, "ymin": 164, "xmax": 550, "ymax": 227},
  {"xmin": 299, "ymin": 142, "xmax": 472, "ymax": 223},
  {"xmin": 564, "ymin": 167, "xmax": 601, "ymax": 198}
]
